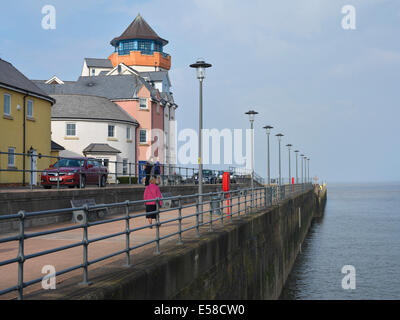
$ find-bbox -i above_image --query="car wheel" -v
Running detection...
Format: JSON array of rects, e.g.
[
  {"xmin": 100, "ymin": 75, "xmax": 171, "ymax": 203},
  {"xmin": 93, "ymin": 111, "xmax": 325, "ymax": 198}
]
[
  {"xmin": 80, "ymin": 175, "xmax": 86, "ymax": 189},
  {"xmin": 68, "ymin": 185, "xmax": 75, "ymax": 189},
  {"xmin": 43, "ymin": 186, "xmax": 51, "ymax": 189}
]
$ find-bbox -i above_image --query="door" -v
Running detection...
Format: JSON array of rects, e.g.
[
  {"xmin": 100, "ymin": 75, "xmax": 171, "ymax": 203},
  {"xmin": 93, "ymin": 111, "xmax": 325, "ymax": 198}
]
[
  {"xmin": 30, "ymin": 150, "xmax": 37, "ymax": 186},
  {"xmin": 138, "ymin": 160, "xmax": 146, "ymax": 184}
]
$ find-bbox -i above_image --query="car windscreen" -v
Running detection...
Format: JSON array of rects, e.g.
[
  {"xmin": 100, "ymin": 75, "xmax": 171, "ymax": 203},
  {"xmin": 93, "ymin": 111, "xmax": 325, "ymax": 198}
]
[{"xmin": 53, "ymin": 159, "xmax": 84, "ymax": 168}]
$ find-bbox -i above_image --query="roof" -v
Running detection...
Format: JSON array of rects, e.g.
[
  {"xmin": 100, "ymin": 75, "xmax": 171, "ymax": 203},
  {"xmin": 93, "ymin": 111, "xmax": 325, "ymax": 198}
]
[
  {"xmin": 110, "ymin": 14, "xmax": 168, "ymax": 47},
  {"xmin": 50, "ymin": 94, "xmax": 139, "ymax": 125},
  {"xmin": 83, "ymin": 143, "xmax": 121, "ymax": 154},
  {"xmin": 34, "ymin": 75, "xmax": 155, "ymax": 100},
  {"xmin": 51, "ymin": 140, "xmax": 65, "ymax": 151},
  {"xmin": 139, "ymin": 71, "xmax": 169, "ymax": 83},
  {"xmin": 84, "ymin": 58, "xmax": 113, "ymax": 68},
  {"xmin": 0, "ymin": 59, "xmax": 55, "ymax": 103}
]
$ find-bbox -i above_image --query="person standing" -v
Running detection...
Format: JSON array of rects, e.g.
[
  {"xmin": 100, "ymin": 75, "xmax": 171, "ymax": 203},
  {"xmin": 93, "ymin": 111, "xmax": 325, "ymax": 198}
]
[
  {"xmin": 144, "ymin": 178, "xmax": 163, "ymax": 228},
  {"xmin": 154, "ymin": 161, "xmax": 161, "ymax": 184},
  {"xmin": 144, "ymin": 161, "xmax": 153, "ymax": 186}
]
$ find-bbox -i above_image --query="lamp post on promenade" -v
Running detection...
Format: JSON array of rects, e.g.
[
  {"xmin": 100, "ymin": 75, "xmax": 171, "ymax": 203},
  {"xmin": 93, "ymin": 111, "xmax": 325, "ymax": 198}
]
[
  {"xmin": 276, "ymin": 134, "xmax": 284, "ymax": 186},
  {"xmin": 286, "ymin": 144, "xmax": 292, "ymax": 184},
  {"xmin": 190, "ymin": 59, "xmax": 212, "ymax": 223},
  {"xmin": 263, "ymin": 126, "xmax": 273, "ymax": 185},
  {"xmin": 245, "ymin": 110, "xmax": 258, "ymax": 208},
  {"xmin": 300, "ymin": 154, "xmax": 304, "ymax": 184},
  {"xmin": 294, "ymin": 150, "xmax": 299, "ymax": 184}
]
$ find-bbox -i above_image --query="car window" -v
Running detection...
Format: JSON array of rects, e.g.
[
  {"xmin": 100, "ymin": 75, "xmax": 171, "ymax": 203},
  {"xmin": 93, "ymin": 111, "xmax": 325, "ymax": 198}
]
[{"xmin": 54, "ymin": 159, "xmax": 84, "ymax": 168}]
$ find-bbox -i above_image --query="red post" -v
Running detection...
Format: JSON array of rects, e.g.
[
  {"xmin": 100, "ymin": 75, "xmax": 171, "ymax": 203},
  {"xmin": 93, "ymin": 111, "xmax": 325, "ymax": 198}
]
[{"xmin": 223, "ymin": 172, "xmax": 231, "ymax": 219}]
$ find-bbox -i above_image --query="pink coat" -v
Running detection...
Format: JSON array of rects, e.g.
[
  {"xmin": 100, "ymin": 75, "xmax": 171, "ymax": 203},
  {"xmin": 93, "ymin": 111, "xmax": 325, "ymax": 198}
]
[{"xmin": 144, "ymin": 184, "xmax": 163, "ymax": 206}]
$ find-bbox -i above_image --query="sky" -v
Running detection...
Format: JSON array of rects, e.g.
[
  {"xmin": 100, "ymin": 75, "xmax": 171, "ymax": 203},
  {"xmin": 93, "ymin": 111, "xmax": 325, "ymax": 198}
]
[{"xmin": 1, "ymin": 0, "xmax": 399, "ymax": 183}]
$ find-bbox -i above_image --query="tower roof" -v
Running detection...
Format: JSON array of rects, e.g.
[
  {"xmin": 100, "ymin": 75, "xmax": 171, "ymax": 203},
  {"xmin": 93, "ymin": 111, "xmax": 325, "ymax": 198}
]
[{"xmin": 110, "ymin": 14, "xmax": 168, "ymax": 47}]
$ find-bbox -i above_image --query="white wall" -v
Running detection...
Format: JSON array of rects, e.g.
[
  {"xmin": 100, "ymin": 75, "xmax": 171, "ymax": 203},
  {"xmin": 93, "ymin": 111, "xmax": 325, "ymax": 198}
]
[{"xmin": 51, "ymin": 119, "xmax": 136, "ymax": 176}]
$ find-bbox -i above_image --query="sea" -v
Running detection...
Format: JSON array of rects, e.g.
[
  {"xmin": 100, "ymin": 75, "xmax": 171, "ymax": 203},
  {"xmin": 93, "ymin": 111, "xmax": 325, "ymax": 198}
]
[{"xmin": 280, "ymin": 182, "xmax": 400, "ymax": 300}]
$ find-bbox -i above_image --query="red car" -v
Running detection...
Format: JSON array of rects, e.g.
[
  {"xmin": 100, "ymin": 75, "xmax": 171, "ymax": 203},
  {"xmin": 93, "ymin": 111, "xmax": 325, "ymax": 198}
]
[{"xmin": 41, "ymin": 157, "xmax": 108, "ymax": 189}]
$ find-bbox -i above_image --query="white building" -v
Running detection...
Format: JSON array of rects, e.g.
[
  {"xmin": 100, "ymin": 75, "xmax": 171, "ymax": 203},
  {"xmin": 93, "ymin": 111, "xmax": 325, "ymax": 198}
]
[{"xmin": 50, "ymin": 94, "xmax": 138, "ymax": 182}]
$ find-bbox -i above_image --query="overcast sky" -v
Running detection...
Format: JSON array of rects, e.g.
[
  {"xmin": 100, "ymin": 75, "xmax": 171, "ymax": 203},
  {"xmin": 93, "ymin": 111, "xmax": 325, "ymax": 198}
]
[{"xmin": 1, "ymin": 0, "xmax": 399, "ymax": 183}]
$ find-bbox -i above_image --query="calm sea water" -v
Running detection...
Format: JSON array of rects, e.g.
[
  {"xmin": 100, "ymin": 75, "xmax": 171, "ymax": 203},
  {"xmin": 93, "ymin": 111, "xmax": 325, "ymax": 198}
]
[{"xmin": 280, "ymin": 183, "xmax": 400, "ymax": 300}]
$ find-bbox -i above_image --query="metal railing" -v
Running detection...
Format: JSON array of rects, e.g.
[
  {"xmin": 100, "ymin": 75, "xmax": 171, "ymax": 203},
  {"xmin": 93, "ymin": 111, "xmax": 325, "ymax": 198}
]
[
  {"xmin": 0, "ymin": 183, "xmax": 313, "ymax": 299},
  {"xmin": 0, "ymin": 150, "xmax": 255, "ymax": 189}
]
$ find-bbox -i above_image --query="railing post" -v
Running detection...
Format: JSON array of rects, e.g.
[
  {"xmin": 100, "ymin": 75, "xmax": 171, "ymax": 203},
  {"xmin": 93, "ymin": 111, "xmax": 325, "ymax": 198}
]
[
  {"xmin": 229, "ymin": 190, "xmax": 233, "ymax": 219},
  {"xmin": 220, "ymin": 193, "xmax": 224, "ymax": 226},
  {"xmin": 177, "ymin": 196, "xmax": 183, "ymax": 245},
  {"xmin": 154, "ymin": 199, "xmax": 161, "ymax": 254},
  {"xmin": 209, "ymin": 194, "xmax": 213, "ymax": 232},
  {"xmin": 245, "ymin": 190, "xmax": 248, "ymax": 215},
  {"xmin": 238, "ymin": 190, "xmax": 241, "ymax": 217},
  {"xmin": 195, "ymin": 197, "xmax": 200, "ymax": 238},
  {"xmin": 17, "ymin": 210, "xmax": 25, "ymax": 300},
  {"xmin": 115, "ymin": 161, "xmax": 118, "ymax": 185},
  {"xmin": 57, "ymin": 166, "xmax": 60, "ymax": 190},
  {"xmin": 80, "ymin": 204, "xmax": 91, "ymax": 286},
  {"xmin": 129, "ymin": 163, "xmax": 132, "ymax": 185},
  {"xmin": 124, "ymin": 200, "xmax": 131, "ymax": 267}
]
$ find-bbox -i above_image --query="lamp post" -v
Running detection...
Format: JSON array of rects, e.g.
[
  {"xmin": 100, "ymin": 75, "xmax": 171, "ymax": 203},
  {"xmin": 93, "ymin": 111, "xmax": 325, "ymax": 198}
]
[
  {"xmin": 286, "ymin": 144, "xmax": 292, "ymax": 185},
  {"xmin": 263, "ymin": 126, "xmax": 273, "ymax": 185},
  {"xmin": 294, "ymin": 150, "xmax": 299, "ymax": 184},
  {"xmin": 307, "ymin": 158, "xmax": 310, "ymax": 183},
  {"xmin": 245, "ymin": 110, "xmax": 258, "ymax": 208},
  {"xmin": 300, "ymin": 154, "xmax": 304, "ymax": 184},
  {"xmin": 276, "ymin": 134, "xmax": 284, "ymax": 186},
  {"xmin": 190, "ymin": 59, "xmax": 212, "ymax": 223}
]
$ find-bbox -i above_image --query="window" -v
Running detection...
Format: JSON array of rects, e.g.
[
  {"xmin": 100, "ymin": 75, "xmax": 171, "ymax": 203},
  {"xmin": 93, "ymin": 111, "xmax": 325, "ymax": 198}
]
[
  {"xmin": 66, "ymin": 123, "xmax": 76, "ymax": 136},
  {"xmin": 139, "ymin": 98, "xmax": 147, "ymax": 109},
  {"xmin": 126, "ymin": 127, "xmax": 131, "ymax": 140},
  {"xmin": 27, "ymin": 100, "xmax": 33, "ymax": 118},
  {"xmin": 139, "ymin": 129, "xmax": 147, "ymax": 144},
  {"xmin": 4, "ymin": 94, "xmax": 11, "ymax": 115},
  {"xmin": 8, "ymin": 147, "xmax": 15, "ymax": 167},
  {"xmin": 103, "ymin": 159, "xmax": 109, "ymax": 168},
  {"xmin": 156, "ymin": 104, "xmax": 160, "ymax": 113},
  {"xmin": 108, "ymin": 125, "xmax": 115, "ymax": 137},
  {"xmin": 123, "ymin": 159, "xmax": 128, "ymax": 175}
]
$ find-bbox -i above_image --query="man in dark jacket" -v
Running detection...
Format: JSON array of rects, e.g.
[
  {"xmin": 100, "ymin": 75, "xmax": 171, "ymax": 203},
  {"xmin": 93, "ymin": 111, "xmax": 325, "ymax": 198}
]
[{"xmin": 144, "ymin": 161, "xmax": 153, "ymax": 186}]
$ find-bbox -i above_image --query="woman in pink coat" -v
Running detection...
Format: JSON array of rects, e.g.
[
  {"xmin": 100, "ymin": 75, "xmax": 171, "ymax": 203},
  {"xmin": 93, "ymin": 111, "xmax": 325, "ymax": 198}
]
[{"xmin": 144, "ymin": 178, "xmax": 163, "ymax": 228}]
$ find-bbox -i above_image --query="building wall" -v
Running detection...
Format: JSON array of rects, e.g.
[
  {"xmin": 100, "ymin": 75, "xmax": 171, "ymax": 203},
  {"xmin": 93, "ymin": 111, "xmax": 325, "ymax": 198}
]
[
  {"xmin": 51, "ymin": 119, "xmax": 136, "ymax": 175},
  {"xmin": 0, "ymin": 87, "xmax": 52, "ymax": 185}
]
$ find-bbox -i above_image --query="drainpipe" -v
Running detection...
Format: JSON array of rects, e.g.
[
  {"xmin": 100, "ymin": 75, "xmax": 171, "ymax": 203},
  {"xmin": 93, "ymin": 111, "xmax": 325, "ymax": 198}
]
[{"xmin": 22, "ymin": 93, "xmax": 28, "ymax": 186}]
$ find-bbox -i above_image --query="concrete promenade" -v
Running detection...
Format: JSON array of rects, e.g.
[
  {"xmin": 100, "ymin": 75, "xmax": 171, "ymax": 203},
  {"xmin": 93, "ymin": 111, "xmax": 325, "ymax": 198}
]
[{"xmin": 0, "ymin": 194, "xmax": 253, "ymax": 300}]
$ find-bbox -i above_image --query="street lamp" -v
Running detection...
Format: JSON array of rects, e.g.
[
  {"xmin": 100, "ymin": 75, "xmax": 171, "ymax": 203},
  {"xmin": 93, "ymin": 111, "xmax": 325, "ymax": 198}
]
[
  {"xmin": 286, "ymin": 144, "xmax": 292, "ymax": 185},
  {"xmin": 190, "ymin": 59, "xmax": 212, "ymax": 224},
  {"xmin": 300, "ymin": 154, "xmax": 304, "ymax": 184},
  {"xmin": 276, "ymin": 133, "xmax": 284, "ymax": 186},
  {"xmin": 307, "ymin": 158, "xmax": 310, "ymax": 183},
  {"xmin": 294, "ymin": 150, "xmax": 299, "ymax": 184},
  {"xmin": 263, "ymin": 126, "xmax": 273, "ymax": 185},
  {"xmin": 246, "ymin": 110, "xmax": 258, "ymax": 207}
]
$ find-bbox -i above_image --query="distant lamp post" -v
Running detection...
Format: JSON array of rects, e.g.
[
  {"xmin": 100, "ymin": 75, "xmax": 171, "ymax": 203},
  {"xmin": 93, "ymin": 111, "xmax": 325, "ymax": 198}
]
[
  {"xmin": 276, "ymin": 134, "xmax": 284, "ymax": 186},
  {"xmin": 246, "ymin": 110, "xmax": 258, "ymax": 207},
  {"xmin": 263, "ymin": 126, "xmax": 273, "ymax": 185},
  {"xmin": 286, "ymin": 144, "xmax": 292, "ymax": 184},
  {"xmin": 190, "ymin": 59, "xmax": 212, "ymax": 224},
  {"xmin": 294, "ymin": 150, "xmax": 299, "ymax": 184},
  {"xmin": 300, "ymin": 154, "xmax": 304, "ymax": 184},
  {"xmin": 307, "ymin": 158, "xmax": 310, "ymax": 183}
]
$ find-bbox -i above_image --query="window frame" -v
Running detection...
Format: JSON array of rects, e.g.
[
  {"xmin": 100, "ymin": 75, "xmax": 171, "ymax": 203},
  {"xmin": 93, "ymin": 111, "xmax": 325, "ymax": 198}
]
[
  {"xmin": 139, "ymin": 98, "xmax": 148, "ymax": 110},
  {"xmin": 27, "ymin": 99, "xmax": 34, "ymax": 118},
  {"xmin": 8, "ymin": 147, "xmax": 15, "ymax": 167},
  {"xmin": 108, "ymin": 124, "xmax": 115, "ymax": 138},
  {"xmin": 126, "ymin": 126, "xmax": 131, "ymax": 140},
  {"xmin": 66, "ymin": 123, "xmax": 76, "ymax": 136},
  {"xmin": 122, "ymin": 158, "xmax": 128, "ymax": 175},
  {"xmin": 4, "ymin": 93, "xmax": 11, "ymax": 116},
  {"xmin": 139, "ymin": 129, "xmax": 147, "ymax": 144}
]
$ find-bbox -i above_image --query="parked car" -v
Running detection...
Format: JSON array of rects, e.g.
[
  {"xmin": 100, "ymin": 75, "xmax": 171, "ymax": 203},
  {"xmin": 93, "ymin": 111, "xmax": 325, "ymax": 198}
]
[
  {"xmin": 217, "ymin": 171, "xmax": 237, "ymax": 184},
  {"xmin": 193, "ymin": 170, "xmax": 217, "ymax": 184},
  {"xmin": 40, "ymin": 157, "xmax": 108, "ymax": 189}
]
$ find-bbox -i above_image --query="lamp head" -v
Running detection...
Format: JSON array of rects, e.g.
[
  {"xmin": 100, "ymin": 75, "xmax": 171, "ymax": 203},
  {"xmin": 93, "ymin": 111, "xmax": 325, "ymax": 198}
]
[
  {"xmin": 190, "ymin": 59, "xmax": 212, "ymax": 80},
  {"xmin": 263, "ymin": 125, "xmax": 273, "ymax": 134},
  {"xmin": 245, "ymin": 110, "xmax": 258, "ymax": 122}
]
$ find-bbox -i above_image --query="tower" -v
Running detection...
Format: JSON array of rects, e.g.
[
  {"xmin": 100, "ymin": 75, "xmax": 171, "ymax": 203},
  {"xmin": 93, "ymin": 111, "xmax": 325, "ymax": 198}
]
[{"xmin": 108, "ymin": 14, "xmax": 171, "ymax": 72}]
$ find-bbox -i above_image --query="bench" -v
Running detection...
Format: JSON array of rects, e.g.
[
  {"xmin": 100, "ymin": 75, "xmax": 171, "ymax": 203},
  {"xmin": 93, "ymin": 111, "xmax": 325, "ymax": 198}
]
[
  {"xmin": 70, "ymin": 198, "xmax": 109, "ymax": 224},
  {"xmin": 161, "ymin": 192, "xmax": 179, "ymax": 209}
]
